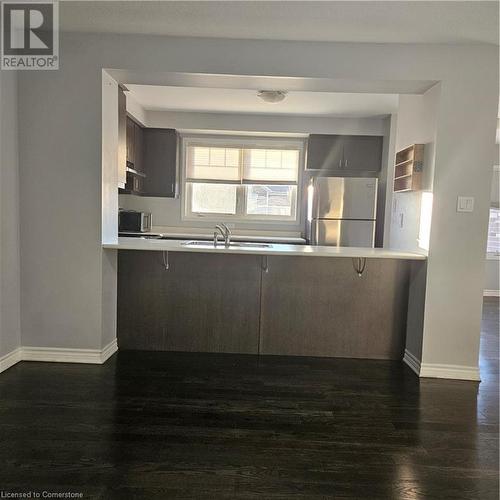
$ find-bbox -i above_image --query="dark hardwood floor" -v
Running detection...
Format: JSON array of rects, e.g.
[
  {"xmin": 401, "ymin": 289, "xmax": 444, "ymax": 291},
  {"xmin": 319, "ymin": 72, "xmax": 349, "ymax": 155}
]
[{"xmin": 0, "ymin": 299, "xmax": 498, "ymax": 499}]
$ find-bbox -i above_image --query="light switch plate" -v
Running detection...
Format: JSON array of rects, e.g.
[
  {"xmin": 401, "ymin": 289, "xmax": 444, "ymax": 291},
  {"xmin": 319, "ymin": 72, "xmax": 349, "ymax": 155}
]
[{"xmin": 457, "ymin": 196, "xmax": 475, "ymax": 213}]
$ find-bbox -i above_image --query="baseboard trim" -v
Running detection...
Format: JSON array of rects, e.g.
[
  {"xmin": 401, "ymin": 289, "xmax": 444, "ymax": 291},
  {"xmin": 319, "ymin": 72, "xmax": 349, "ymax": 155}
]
[
  {"xmin": 22, "ymin": 339, "xmax": 118, "ymax": 364},
  {"xmin": 419, "ymin": 363, "xmax": 480, "ymax": 381},
  {"xmin": 483, "ymin": 289, "xmax": 500, "ymax": 297},
  {"xmin": 2, "ymin": 341, "xmax": 481, "ymax": 382},
  {"xmin": 403, "ymin": 349, "xmax": 480, "ymax": 381},
  {"xmin": 0, "ymin": 340, "xmax": 118, "ymax": 372},
  {"xmin": 403, "ymin": 349, "xmax": 421, "ymax": 376},
  {"xmin": 101, "ymin": 339, "xmax": 118, "ymax": 363},
  {"xmin": 0, "ymin": 347, "xmax": 22, "ymax": 374}
]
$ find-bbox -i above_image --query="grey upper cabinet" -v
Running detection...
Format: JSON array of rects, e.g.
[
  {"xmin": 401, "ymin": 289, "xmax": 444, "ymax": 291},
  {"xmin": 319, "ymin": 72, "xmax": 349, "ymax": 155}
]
[
  {"xmin": 133, "ymin": 123, "xmax": 144, "ymax": 173},
  {"xmin": 119, "ymin": 117, "xmax": 145, "ymax": 195},
  {"xmin": 126, "ymin": 117, "xmax": 136, "ymax": 167},
  {"xmin": 306, "ymin": 134, "xmax": 383, "ymax": 174},
  {"xmin": 306, "ymin": 134, "xmax": 344, "ymax": 171},
  {"xmin": 143, "ymin": 128, "xmax": 178, "ymax": 198},
  {"xmin": 342, "ymin": 135, "xmax": 383, "ymax": 172},
  {"xmin": 120, "ymin": 124, "xmax": 179, "ymax": 198},
  {"xmin": 125, "ymin": 117, "xmax": 144, "ymax": 173}
]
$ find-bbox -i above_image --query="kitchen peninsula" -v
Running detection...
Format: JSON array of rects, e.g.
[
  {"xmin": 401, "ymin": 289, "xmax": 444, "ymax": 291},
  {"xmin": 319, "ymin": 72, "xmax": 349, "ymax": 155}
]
[
  {"xmin": 106, "ymin": 80, "xmax": 433, "ymax": 366},
  {"xmin": 105, "ymin": 238, "xmax": 426, "ymax": 360}
]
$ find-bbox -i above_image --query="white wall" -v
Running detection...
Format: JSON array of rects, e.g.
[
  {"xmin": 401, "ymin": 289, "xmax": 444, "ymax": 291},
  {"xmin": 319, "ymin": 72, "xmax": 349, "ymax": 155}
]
[
  {"xmin": 17, "ymin": 33, "xmax": 498, "ymax": 381},
  {"xmin": 389, "ymin": 84, "xmax": 440, "ymax": 252},
  {"xmin": 126, "ymin": 93, "xmax": 147, "ymax": 126},
  {"xmin": 120, "ymin": 194, "xmax": 310, "ymax": 234},
  {"xmin": 378, "ymin": 114, "xmax": 398, "ymax": 247},
  {"xmin": 102, "ymin": 70, "xmax": 119, "ymax": 245},
  {"xmin": 420, "ymin": 71, "xmax": 496, "ymax": 378},
  {"xmin": 101, "ymin": 71, "xmax": 120, "ymax": 348},
  {"xmin": 18, "ymin": 38, "xmax": 105, "ymax": 349},
  {"xmin": 146, "ymin": 110, "xmax": 388, "ymax": 135},
  {"xmin": 0, "ymin": 71, "xmax": 21, "ymax": 359}
]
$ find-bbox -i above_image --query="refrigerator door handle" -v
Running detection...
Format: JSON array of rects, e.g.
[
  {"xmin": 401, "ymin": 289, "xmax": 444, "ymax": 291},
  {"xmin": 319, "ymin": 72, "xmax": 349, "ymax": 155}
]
[{"xmin": 311, "ymin": 219, "xmax": 328, "ymax": 246}]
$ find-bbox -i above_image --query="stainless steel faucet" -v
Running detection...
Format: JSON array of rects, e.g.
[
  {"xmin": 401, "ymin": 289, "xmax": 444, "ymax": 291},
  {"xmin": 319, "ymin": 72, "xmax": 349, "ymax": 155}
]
[{"xmin": 214, "ymin": 223, "xmax": 231, "ymax": 247}]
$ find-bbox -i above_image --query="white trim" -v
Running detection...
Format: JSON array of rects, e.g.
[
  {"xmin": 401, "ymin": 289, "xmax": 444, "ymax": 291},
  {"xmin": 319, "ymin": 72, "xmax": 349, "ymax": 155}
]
[
  {"xmin": 484, "ymin": 289, "xmax": 500, "ymax": 297},
  {"xmin": 0, "ymin": 340, "xmax": 118, "ymax": 373},
  {"xmin": 0, "ymin": 347, "xmax": 22, "ymax": 374},
  {"xmin": 22, "ymin": 339, "xmax": 118, "ymax": 364},
  {"xmin": 101, "ymin": 339, "xmax": 119, "ymax": 362},
  {"xmin": 403, "ymin": 349, "xmax": 481, "ymax": 381},
  {"xmin": 485, "ymin": 254, "xmax": 500, "ymax": 261},
  {"xmin": 403, "ymin": 349, "xmax": 421, "ymax": 376},
  {"xmin": 419, "ymin": 363, "xmax": 480, "ymax": 381},
  {"xmin": 180, "ymin": 134, "xmax": 306, "ymax": 225}
]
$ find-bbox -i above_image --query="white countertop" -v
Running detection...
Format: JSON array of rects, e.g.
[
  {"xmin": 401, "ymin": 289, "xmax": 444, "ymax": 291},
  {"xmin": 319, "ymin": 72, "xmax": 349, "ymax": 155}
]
[
  {"xmin": 104, "ymin": 237, "xmax": 427, "ymax": 261},
  {"xmin": 119, "ymin": 231, "xmax": 306, "ymax": 244}
]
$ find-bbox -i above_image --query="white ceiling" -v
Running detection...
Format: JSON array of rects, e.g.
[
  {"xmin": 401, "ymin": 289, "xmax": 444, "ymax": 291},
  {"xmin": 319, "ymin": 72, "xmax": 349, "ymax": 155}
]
[
  {"xmin": 61, "ymin": 1, "xmax": 498, "ymax": 45},
  {"xmin": 126, "ymin": 85, "xmax": 399, "ymax": 117}
]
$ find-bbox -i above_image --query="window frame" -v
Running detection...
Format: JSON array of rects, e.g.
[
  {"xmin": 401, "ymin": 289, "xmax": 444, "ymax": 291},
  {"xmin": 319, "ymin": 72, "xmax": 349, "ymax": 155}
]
[
  {"xmin": 486, "ymin": 206, "xmax": 500, "ymax": 260},
  {"xmin": 486, "ymin": 165, "xmax": 500, "ymax": 260},
  {"xmin": 180, "ymin": 134, "xmax": 306, "ymax": 224}
]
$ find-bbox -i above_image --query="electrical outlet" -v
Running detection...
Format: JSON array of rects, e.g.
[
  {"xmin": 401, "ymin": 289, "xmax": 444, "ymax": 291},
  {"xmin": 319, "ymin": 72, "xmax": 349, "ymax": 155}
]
[{"xmin": 457, "ymin": 196, "xmax": 474, "ymax": 213}]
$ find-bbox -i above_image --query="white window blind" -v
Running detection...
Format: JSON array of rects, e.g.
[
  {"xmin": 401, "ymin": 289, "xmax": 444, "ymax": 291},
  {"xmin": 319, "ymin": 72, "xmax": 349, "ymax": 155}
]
[
  {"xmin": 186, "ymin": 146, "xmax": 240, "ymax": 182},
  {"xmin": 242, "ymin": 149, "xmax": 299, "ymax": 184},
  {"xmin": 186, "ymin": 145, "xmax": 299, "ymax": 185},
  {"xmin": 183, "ymin": 137, "xmax": 303, "ymax": 221}
]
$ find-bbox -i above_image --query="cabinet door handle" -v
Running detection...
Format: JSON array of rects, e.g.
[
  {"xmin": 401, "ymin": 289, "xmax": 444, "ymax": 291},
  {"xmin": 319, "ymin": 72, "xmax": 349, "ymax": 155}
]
[
  {"xmin": 345, "ymin": 159, "xmax": 348, "ymax": 168},
  {"xmin": 261, "ymin": 255, "xmax": 269, "ymax": 273},
  {"xmin": 162, "ymin": 251, "xmax": 170, "ymax": 271}
]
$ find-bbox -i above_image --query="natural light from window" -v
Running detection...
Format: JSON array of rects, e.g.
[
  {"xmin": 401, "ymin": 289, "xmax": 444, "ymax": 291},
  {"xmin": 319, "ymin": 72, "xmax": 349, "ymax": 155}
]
[
  {"xmin": 487, "ymin": 207, "xmax": 500, "ymax": 255},
  {"xmin": 418, "ymin": 191, "xmax": 433, "ymax": 251},
  {"xmin": 183, "ymin": 138, "xmax": 302, "ymax": 222}
]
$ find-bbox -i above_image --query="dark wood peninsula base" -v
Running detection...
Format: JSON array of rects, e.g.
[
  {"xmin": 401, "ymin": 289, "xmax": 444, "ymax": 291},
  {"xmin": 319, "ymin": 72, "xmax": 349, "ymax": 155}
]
[{"xmin": 117, "ymin": 251, "xmax": 412, "ymax": 360}]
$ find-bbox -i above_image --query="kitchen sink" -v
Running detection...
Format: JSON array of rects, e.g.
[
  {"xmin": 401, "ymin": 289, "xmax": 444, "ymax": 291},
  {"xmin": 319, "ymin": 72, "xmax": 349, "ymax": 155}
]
[{"xmin": 182, "ymin": 240, "xmax": 272, "ymax": 249}]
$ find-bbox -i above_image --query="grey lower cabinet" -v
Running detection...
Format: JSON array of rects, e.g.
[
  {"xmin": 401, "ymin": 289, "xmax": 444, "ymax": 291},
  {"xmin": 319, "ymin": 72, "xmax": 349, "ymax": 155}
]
[
  {"xmin": 259, "ymin": 256, "xmax": 410, "ymax": 360},
  {"xmin": 118, "ymin": 251, "xmax": 262, "ymax": 353},
  {"xmin": 117, "ymin": 251, "xmax": 411, "ymax": 360}
]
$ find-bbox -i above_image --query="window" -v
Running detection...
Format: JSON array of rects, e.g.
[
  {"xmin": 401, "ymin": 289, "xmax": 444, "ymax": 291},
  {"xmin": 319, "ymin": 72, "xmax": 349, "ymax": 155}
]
[
  {"xmin": 487, "ymin": 207, "xmax": 500, "ymax": 255},
  {"xmin": 182, "ymin": 137, "xmax": 303, "ymax": 222},
  {"xmin": 487, "ymin": 166, "xmax": 500, "ymax": 257}
]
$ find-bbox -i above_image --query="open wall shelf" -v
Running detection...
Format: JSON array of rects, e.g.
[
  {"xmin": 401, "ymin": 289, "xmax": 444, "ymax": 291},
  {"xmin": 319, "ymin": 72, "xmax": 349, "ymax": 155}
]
[{"xmin": 393, "ymin": 144, "xmax": 424, "ymax": 192}]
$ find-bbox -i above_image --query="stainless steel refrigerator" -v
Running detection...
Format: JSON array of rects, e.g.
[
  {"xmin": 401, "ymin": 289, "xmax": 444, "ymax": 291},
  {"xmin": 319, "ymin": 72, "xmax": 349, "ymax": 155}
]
[{"xmin": 308, "ymin": 177, "xmax": 378, "ymax": 247}]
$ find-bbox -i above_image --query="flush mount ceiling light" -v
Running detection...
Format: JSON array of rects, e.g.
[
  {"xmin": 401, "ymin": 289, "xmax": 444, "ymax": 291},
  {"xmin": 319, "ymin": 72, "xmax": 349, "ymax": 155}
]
[{"xmin": 257, "ymin": 90, "xmax": 288, "ymax": 103}]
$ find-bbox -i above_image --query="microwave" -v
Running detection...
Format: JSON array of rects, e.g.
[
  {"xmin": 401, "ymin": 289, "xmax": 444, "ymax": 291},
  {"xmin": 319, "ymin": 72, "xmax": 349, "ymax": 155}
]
[{"xmin": 119, "ymin": 210, "xmax": 152, "ymax": 233}]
